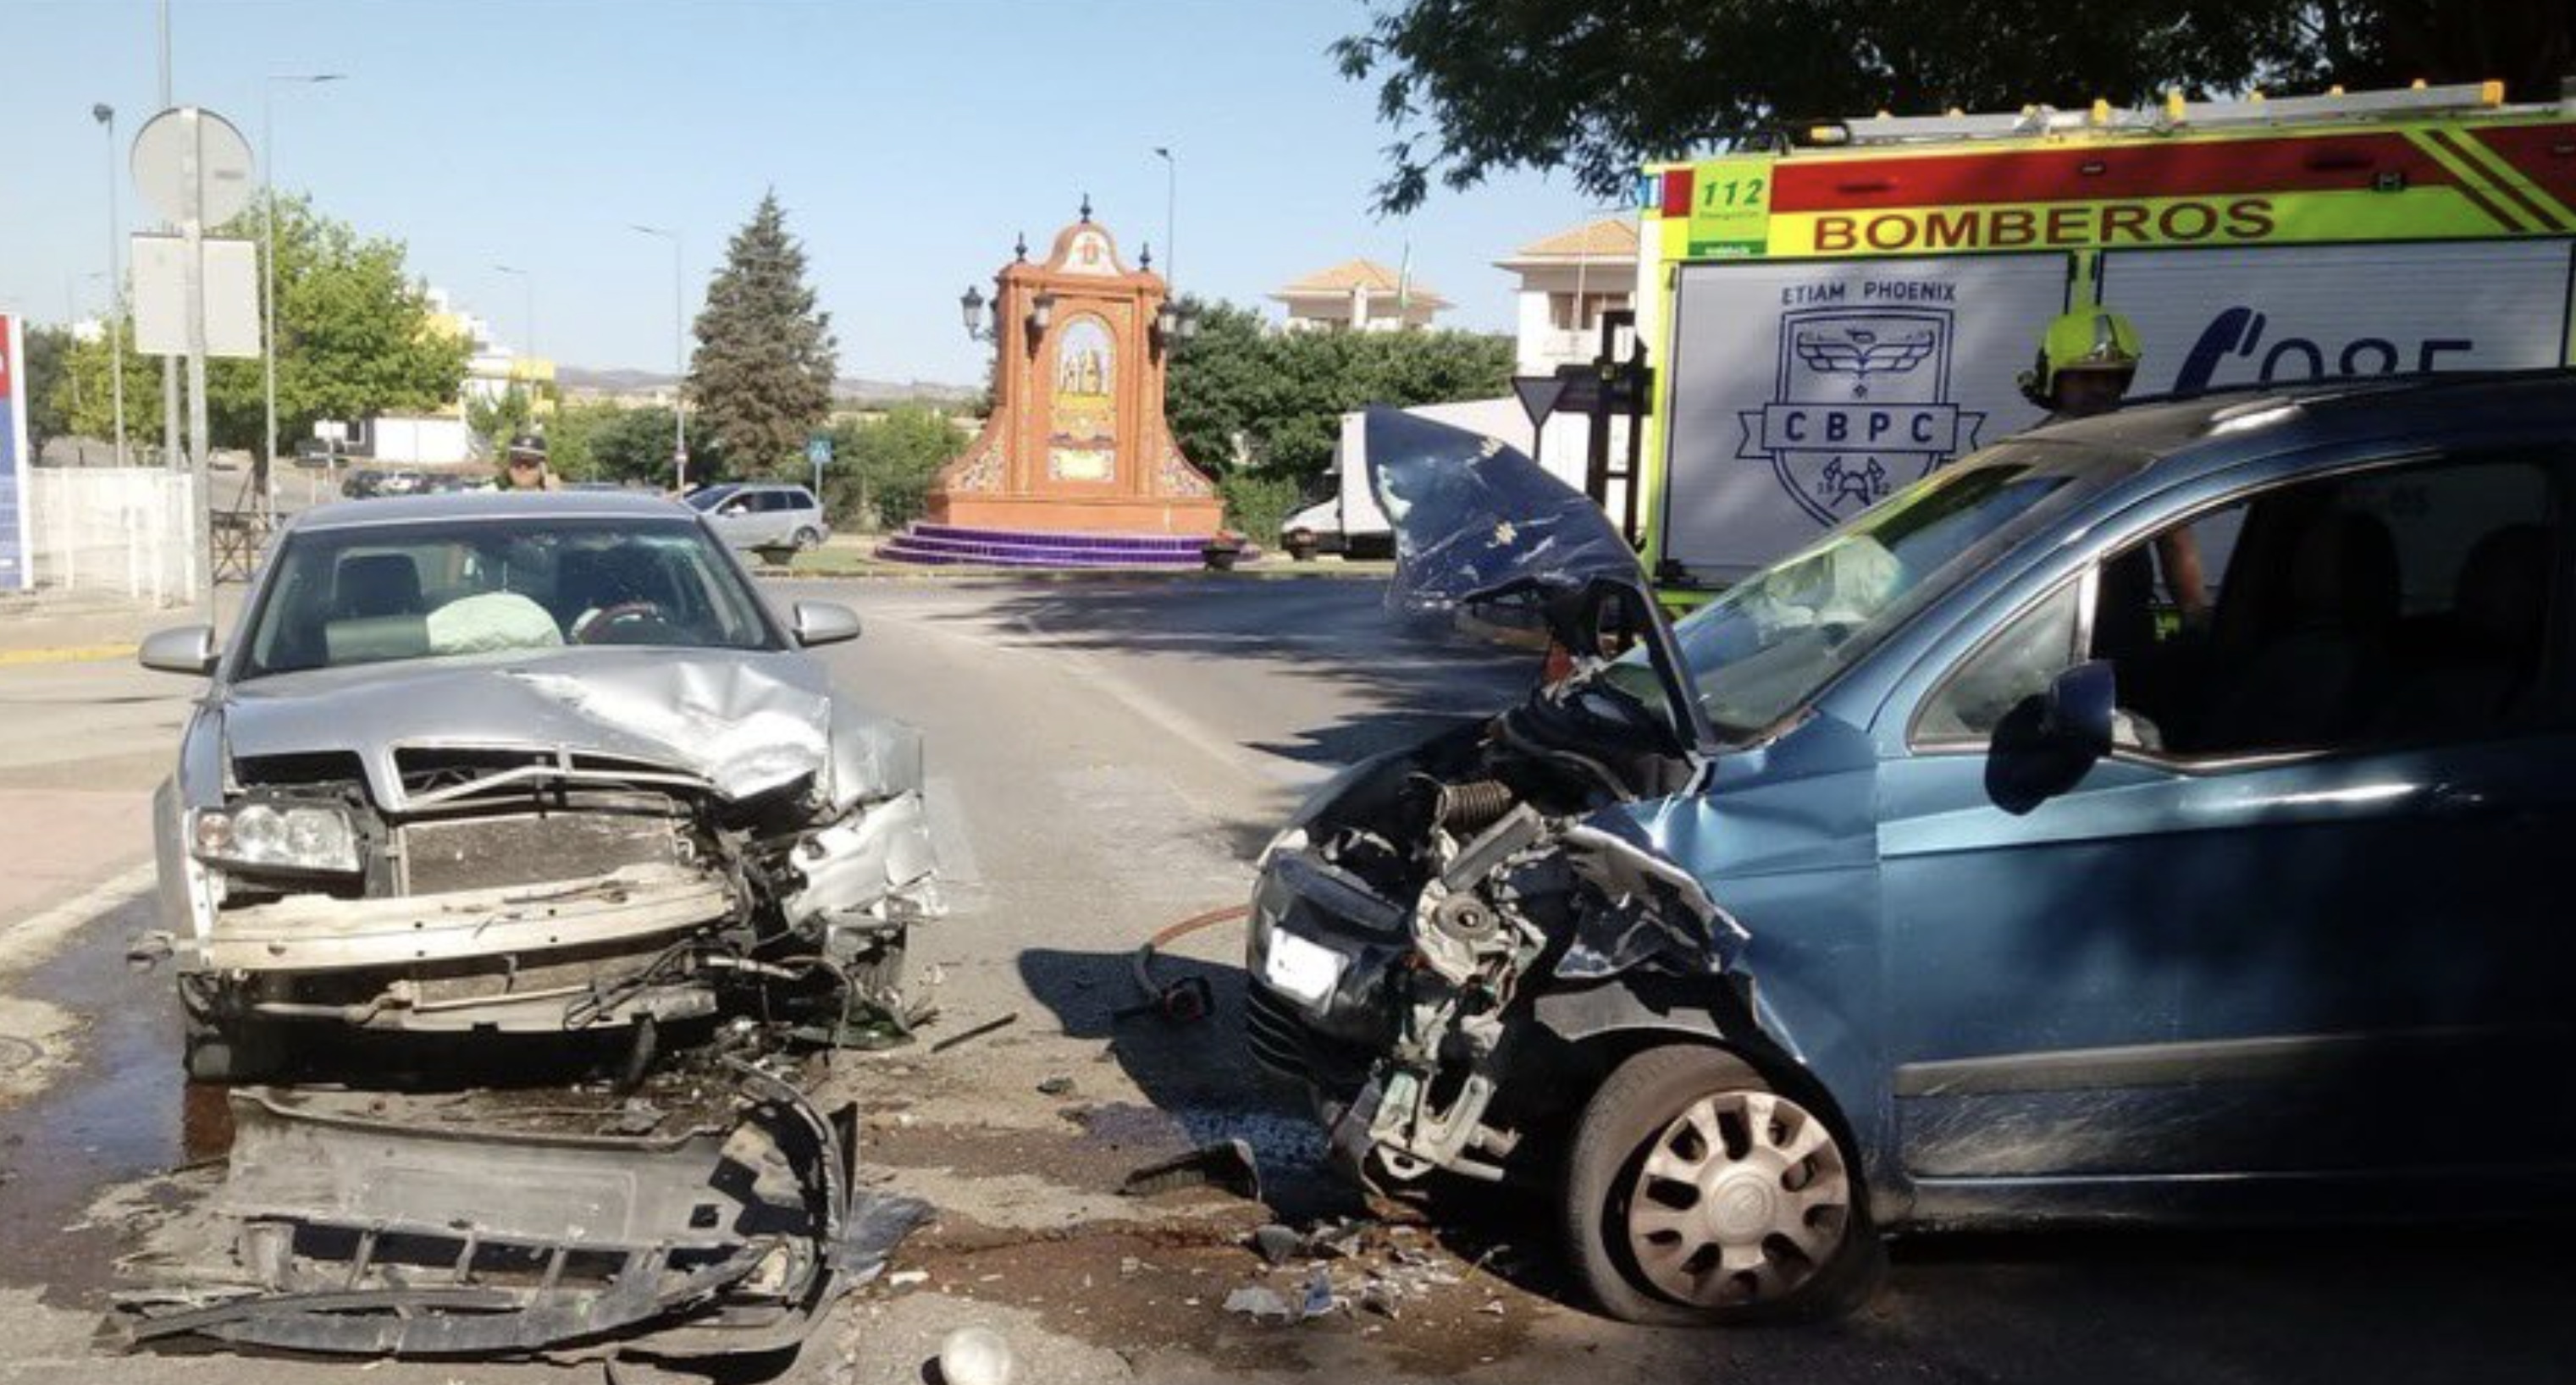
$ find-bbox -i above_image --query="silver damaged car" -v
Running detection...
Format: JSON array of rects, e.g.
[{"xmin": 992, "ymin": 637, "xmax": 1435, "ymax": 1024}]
[{"xmin": 137, "ymin": 492, "xmax": 940, "ymax": 1080}]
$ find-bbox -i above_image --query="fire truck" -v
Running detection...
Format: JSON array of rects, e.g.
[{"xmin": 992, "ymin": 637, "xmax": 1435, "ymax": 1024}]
[{"xmin": 1622, "ymin": 80, "xmax": 2576, "ymax": 590}]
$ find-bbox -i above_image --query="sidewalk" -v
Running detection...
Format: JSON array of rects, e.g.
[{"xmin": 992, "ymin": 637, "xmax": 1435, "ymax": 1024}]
[
  {"xmin": 0, "ymin": 588, "xmax": 237, "ymax": 665},
  {"xmin": 0, "ymin": 613, "xmax": 198, "ymax": 922}
]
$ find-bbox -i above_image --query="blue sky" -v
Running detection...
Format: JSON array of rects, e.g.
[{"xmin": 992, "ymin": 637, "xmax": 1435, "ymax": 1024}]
[{"xmin": 2, "ymin": 0, "xmax": 1611, "ymax": 384}]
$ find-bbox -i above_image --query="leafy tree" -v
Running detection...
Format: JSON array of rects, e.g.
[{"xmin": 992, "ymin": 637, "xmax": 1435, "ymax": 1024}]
[
  {"xmin": 1164, "ymin": 296, "xmax": 1269, "ymax": 478},
  {"xmin": 688, "ymin": 191, "xmax": 837, "ymax": 477},
  {"xmin": 536, "ymin": 399, "xmax": 624, "ymax": 483},
  {"xmin": 1335, "ymin": 0, "xmax": 2575, "ymax": 211},
  {"xmin": 23, "ymin": 324, "xmax": 71, "ymax": 459},
  {"xmin": 1165, "ymin": 295, "xmax": 1515, "ymax": 494},
  {"xmin": 822, "ymin": 406, "xmax": 967, "ymax": 531},
  {"xmin": 49, "ymin": 196, "xmax": 466, "ymax": 458},
  {"xmin": 204, "ymin": 194, "xmax": 469, "ymax": 449},
  {"xmin": 466, "ymin": 385, "xmax": 533, "ymax": 457},
  {"xmin": 584, "ymin": 405, "xmax": 705, "ymax": 488},
  {"xmin": 48, "ymin": 318, "xmax": 164, "ymax": 461}
]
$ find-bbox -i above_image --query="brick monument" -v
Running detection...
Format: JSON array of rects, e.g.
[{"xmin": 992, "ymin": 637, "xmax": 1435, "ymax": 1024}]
[{"xmin": 883, "ymin": 206, "xmax": 1221, "ymax": 567}]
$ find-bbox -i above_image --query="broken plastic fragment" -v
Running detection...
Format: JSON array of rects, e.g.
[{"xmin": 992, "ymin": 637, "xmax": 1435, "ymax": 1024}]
[
  {"xmin": 937, "ymin": 1326, "xmax": 1020, "ymax": 1385},
  {"xmin": 1223, "ymin": 1286, "xmax": 1294, "ymax": 1322}
]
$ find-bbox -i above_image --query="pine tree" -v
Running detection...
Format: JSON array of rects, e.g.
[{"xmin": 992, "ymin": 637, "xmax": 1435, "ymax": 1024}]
[{"xmin": 688, "ymin": 191, "xmax": 837, "ymax": 477}]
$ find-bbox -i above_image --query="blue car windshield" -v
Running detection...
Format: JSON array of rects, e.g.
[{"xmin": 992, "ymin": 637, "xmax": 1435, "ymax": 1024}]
[{"xmin": 1661, "ymin": 440, "xmax": 2148, "ymax": 737}]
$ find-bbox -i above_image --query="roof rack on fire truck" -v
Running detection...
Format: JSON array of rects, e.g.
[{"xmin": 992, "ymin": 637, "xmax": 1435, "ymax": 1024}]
[{"xmin": 1813, "ymin": 80, "xmax": 2529, "ymax": 148}]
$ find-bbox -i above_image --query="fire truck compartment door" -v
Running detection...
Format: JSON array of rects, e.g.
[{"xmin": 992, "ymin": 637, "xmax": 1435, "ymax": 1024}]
[
  {"xmin": 1659, "ymin": 253, "xmax": 2070, "ymax": 582},
  {"xmin": 2098, "ymin": 239, "xmax": 2576, "ymax": 396}
]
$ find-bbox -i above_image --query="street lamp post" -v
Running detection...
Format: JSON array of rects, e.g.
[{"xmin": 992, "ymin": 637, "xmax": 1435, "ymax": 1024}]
[
  {"xmin": 262, "ymin": 72, "xmax": 345, "ymax": 510},
  {"xmin": 64, "ymin": 275, "xmax": 84, "ymax": 422},
  {"xmin": 1153, "ymin": 146, "xmax": 1177, "ymax": 295},
  {"xmin": 630, "ymin": 224, "xmax": 688, "ymax": 492},
  {"xmin": 493, "ymin": 262, "xmax": 533, "ymax": 388},
  {"xmin": 92, "ymin": 102, "xmax": 126, "ymax": 468}
]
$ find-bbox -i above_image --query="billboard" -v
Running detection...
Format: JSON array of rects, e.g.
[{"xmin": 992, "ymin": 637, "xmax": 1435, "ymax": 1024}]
[
  {"xmin": 0, "ymin": 315, "xmax": 29, "ymax": 592},
  {"xmin": 2098, "ymin": 239, "xmax": 2576, "ymax": 394},
  {"xmin": 1657, "ymin": 254, "xmax": 2070, "ymax": 577}
]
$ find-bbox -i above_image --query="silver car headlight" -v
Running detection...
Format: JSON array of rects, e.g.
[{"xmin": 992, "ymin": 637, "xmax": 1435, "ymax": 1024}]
[{"xmin": 193, "ymin": 802, "xmax": 362, "ymax": 875}]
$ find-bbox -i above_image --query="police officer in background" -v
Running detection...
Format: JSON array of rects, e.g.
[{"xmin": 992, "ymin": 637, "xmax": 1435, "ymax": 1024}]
[
  {"xmin": 499, "ymin": 433, "xmax": 560, "ymax": 491},
  {"xmin": 2019, "ymin": 307, "xmax": 2211, "ymax": 631}
]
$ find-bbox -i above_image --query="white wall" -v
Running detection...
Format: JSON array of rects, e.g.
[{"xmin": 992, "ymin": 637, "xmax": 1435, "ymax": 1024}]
[{"xmin": 27, "ymin": 467, "xmax": 200, "ymax": 605}]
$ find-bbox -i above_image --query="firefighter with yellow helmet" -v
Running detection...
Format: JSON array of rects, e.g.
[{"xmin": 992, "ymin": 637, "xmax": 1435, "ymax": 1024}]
[
  {"xmin": 2020, "ymin": 307, "xmax": 2144, "ymax": 421},
  {"xmin": 2018, "ymin": 306, "xmax": 2213, "ymax": 628}
]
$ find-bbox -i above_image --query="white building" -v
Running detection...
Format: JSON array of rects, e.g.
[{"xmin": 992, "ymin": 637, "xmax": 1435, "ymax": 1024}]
[
  {"xmin": 1269, "ymin": 259, "xmax": 1449, "ymax": 333},
  {"xmin": 1493, "ymin": 217, "xmax": 1639, "ymax": 374},
  {"xmin": 1494, "ymin": 217, "xmax": 1645, "ymax": 532},
  {"xmin": 423, "ymin": 287, "xmax": 555, "ymax": 411}
]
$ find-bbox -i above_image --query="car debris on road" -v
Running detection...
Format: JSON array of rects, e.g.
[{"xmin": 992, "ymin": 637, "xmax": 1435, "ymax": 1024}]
[{"xmin": 117, "ymin": 1062, "xmax": 931, "ymax": 1360}]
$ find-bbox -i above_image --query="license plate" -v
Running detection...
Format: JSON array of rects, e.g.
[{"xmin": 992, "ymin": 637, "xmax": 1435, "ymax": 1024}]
[{"xmin": 1261, "ymin": 929, "xmax": 1347, "ymax": 1009}]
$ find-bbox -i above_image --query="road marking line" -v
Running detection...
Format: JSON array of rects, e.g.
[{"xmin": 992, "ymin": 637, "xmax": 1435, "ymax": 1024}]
[{"xmin": 0, "ymin": 862, "xmax": 157, "ymax": 974}]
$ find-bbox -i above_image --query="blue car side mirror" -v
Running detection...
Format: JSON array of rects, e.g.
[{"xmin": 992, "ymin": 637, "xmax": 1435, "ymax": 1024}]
[
  {"xmin": 2039, "ymin": 659, "xmax": 2116, "ymax": 759},
  {"xmin": 1987, "ymin": 659, "xmax": 2116, "ymax": 814}
]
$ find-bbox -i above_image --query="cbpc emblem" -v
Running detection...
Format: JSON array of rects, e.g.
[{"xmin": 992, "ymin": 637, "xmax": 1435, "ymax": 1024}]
[{"xmin": 1739, "ymin": 306, "xmax": 1982, "ymax": 525}]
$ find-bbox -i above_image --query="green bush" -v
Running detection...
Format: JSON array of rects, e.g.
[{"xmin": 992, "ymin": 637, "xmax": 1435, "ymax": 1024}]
[
  {"xmin": 822, "ymin": 406, "xmax": 969, "ymax": 531},
  {"xmin": 1219, "ymin": 471, "xmax": 1305, "ymax": 543},
  {"xmin": 1166, "ymin": 295, "xmax": 1516, "ymax": 494}
]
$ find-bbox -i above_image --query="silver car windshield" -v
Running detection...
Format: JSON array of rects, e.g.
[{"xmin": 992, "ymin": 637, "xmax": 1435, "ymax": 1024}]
[
  {"xmin": 1656, "ymin": 440, "xmax": 2149, "ymax": 737},
  {"xmin": 238, "ymin": 516, "xmax": 779, "ymax": 678}
]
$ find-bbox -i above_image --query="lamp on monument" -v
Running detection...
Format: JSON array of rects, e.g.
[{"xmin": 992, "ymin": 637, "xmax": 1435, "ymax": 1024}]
[
  {"xmin": 1163, "ymin": 299, "xmax": 1201, "ymax": 343},
  {"xmin": 1026, "ymin": 290, "xmax": 1055, "ymax": 339},
  {"xmin": 959, "ymin": 284, "xmax": 988, "ymax": 342},
  {"xmin": 1153, "ymin": 299, "xmax": 1198, "ymax": 356}
]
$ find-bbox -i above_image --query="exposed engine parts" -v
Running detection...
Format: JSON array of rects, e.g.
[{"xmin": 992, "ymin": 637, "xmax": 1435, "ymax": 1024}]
[{"xmin": 1252, "ymin": 689, "xmax": 1744, "ymax": 1191}]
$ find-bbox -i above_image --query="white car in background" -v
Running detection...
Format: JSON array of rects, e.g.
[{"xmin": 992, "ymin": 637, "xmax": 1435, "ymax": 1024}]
[{"xmin": 688, "ymin": 482, "xmax": 832, "ymax": 551}]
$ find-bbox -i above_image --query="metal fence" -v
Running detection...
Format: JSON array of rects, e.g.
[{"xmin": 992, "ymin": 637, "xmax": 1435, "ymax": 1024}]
[{"xmin": 27, "ymin": 467, "xmax": 202, "ymax": 606}]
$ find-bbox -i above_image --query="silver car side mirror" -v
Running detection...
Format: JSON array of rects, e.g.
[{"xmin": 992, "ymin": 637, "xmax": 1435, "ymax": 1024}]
[
  {"xmin": 139, "ymin": 624, "xmax": 219, "ymax": 676},
  {"xmin": 791, "ymin": 601, "xmax": 861, "ymax": 648}
]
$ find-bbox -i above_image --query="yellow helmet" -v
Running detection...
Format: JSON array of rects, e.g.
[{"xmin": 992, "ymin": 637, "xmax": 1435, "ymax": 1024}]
[{"xmin": 2019, "ymin": 308, "xmax": 2142, "ymax": 407}]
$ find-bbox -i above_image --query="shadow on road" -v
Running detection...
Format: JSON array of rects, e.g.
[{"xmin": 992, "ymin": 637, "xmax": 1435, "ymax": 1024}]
[
  {"xmin": 943, "ymin": 577, "xmax": 1534, "ymax": 770},
  {"xmin": 1013, "ymin": 941, "xmax": 1367, "ymax": 1223}
]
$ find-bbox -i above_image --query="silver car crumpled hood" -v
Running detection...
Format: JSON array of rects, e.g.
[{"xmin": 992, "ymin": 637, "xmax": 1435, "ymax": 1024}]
[{"xmin": 217, "ymin": 645, "xmax": 920, "ymax": 807}]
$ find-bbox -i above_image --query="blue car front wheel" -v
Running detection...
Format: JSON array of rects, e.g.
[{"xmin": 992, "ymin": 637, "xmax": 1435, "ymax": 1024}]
[{"xmin": 1564, "ymin": 1045, "xmax": 1881, "ymax": 1324}]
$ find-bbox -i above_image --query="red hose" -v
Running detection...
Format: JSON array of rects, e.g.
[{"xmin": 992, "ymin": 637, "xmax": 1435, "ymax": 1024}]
[{"xmin": 1133, "ymin": 904, "xmax": 1251, "ymax": 1003}]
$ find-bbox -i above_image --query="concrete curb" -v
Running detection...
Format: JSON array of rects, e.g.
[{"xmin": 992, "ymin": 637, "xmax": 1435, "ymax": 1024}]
[{"xmin": 0, "ymin": 643, "xmax": 141, "ymax": 668}]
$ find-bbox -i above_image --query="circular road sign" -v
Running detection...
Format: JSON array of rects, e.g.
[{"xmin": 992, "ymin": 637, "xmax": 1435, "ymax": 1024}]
[{"xmin": 130, "ymin": 106, "xmax": 256, "ymax": 226}]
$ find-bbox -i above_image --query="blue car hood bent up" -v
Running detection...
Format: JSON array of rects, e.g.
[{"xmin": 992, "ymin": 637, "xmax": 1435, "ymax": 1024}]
[{"xmin": 1362, "ymin": 406, "xmax": 1715, "ymax": 753}]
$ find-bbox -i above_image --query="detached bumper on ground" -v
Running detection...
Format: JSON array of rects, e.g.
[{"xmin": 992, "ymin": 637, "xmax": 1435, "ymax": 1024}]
[{"xmin": 118, "ymin": 1065, "xmax": 930, "ymax": 1360}]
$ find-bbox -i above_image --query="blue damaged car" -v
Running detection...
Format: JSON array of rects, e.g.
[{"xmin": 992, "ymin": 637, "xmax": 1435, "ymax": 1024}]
[{"xmin": 1243, "ymin": 381, "xmax": 2576, "ymax": 1324}]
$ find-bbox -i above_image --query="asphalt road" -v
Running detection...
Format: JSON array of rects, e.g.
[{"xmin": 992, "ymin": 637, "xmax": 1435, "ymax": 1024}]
[{"xmin": 0, "ymin": 574, "xmax": 2566, "ymax": 1385}]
